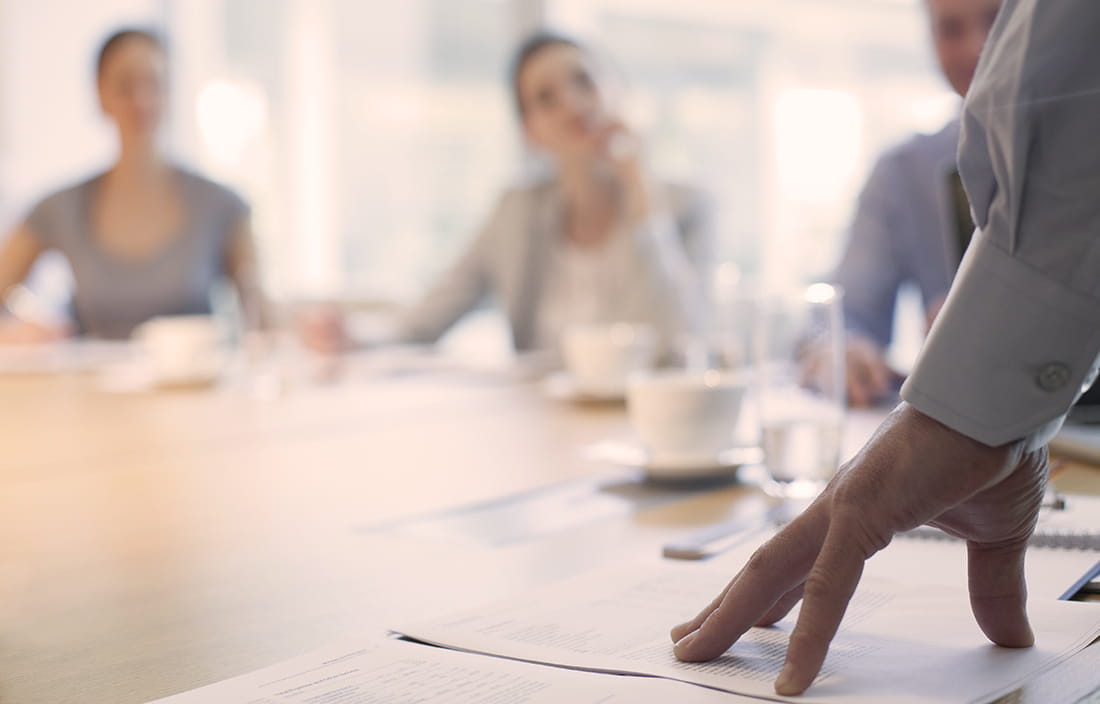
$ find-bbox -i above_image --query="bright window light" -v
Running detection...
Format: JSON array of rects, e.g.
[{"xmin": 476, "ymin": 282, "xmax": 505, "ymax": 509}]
[
  {"xmin": 774, "ymin": 88, "xmax": 863, "ymax": 204},
  {"xmin": 196, "ymin": 79, "xmax": 268, "ymax": 167}
]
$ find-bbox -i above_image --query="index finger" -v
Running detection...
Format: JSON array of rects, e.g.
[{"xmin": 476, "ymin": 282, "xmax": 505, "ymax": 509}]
[{"xmin": 673, "ymin": 504, "xmax": 829, "ymax": 662}]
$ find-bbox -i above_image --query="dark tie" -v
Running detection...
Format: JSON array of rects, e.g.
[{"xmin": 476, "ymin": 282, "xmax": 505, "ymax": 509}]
[{"xmin": 948, "ymin": 168, "xmax": 975, "ymax": 269}]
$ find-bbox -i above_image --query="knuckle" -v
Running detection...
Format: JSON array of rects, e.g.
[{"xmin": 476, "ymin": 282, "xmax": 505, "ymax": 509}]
[
  {"xmin": 829, "ymin": 473, "xmax": 871, "ymax": 511},
  {"xmin": 800, "ymin": 574, "xmax": 835, "ymax": 608},
  {"xmin": 829, "ymin": 487, "xmax": 892, "ymax": 558},
  {"xmin": 743, "ymin": 547, "xmax": 772, "ymax": 578}
]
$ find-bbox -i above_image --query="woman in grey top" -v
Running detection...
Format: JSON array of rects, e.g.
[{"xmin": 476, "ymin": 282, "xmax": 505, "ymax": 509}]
[
  {"xmin": 0, "ymin": 28, "xmax": 265, "ymax": 341},
  {"xmin": 302, "ymin": 32, "xmax": 711, "ymax": 356}
]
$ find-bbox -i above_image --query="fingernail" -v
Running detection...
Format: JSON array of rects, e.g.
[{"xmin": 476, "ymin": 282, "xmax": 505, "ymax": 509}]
[
  {"xmin": 775, "ymin": 663, "xmax": 800, "ymax": 696},
  {"xmin": 673, "ymin": 631, "xmax": 698, "ymax": 658},
  {"xmin": 669, "ymin": 622, "xmax": 692, "ymax": 643}
]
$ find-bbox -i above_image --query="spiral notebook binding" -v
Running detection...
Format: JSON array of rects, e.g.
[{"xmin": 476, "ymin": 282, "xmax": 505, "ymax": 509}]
[{"xmin": 899, "ymin": 494, "xmax": 1100, "ymax": 551}]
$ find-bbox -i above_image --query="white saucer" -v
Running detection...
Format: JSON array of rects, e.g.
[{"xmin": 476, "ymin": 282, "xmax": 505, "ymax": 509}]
[
  {"xmin": 582, "ymin": 439, "xmax": 763, "ymax": 480},
  {"xmin": 543, "ymin": 371, "xmax": 626, "ymax": 403}
]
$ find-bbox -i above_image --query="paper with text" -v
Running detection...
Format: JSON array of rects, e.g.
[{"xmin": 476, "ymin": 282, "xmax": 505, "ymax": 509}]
[
  {"xmin": 146, "ymin": 638, "xmax": 759, "ymax": 704},
  {"xmin": 395, "ymin": 550, "xmax": 1100, "ymax": 704}
]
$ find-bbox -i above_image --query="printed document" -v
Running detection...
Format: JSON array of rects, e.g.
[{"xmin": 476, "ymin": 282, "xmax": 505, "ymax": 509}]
[
  {"xmin": 395, "ymin": 547, "xmax": 1100, "ymax": 704},
  {"xmin": 147, "ymin": 637, "xmax": 760, "ymax": 703}
]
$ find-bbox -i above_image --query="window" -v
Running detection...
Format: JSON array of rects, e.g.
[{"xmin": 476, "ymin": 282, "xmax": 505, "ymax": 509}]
[
  {"xmin": 179, "ymin": 0, "xmax": 527, "ymax": 302},
  {"xmin": 3, "ymin": 0, "xmax": 951, "ymax": 319},
  {"xmin": 547, "ymin": 0, "xmax": 954, "ymax": 287}
]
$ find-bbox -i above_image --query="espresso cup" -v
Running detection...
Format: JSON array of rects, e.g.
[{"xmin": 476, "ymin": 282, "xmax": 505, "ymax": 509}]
[
  {"xmin": 133, "ymin": 315, "xmax": 224, "ymax": 388},
  {"xmin": 627, "ymin": 369, "xmax": 747, "ymax": 467},
  {"xmin": 561, "ymin": 323, "xmax": 657, "ymax": 396}
]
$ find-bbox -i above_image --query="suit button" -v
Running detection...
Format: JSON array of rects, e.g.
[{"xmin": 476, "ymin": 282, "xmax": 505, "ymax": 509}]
[{"xmin": 1037, "ymin": 363, "xmax": 1070, "ymax": 392}]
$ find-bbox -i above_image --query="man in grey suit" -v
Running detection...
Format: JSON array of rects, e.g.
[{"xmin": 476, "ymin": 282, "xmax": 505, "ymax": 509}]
[
  {"xmin": 674, "ymin": 0, "xmax": 1100, "ymax": 695},
  {"xmin": 830, "ymin": 0, "xmax": 1002, "ymax": 406}
]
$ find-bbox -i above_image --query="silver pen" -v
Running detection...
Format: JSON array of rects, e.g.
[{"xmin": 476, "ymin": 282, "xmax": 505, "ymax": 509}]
[{"xmin": 663, "ymin": 501, "xmax": 805, "ymax": 560}]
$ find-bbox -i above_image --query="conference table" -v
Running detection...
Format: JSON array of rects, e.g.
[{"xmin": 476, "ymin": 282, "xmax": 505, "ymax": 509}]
[{"xmin": 1, "ymin": 350, "xmax": 1099, "ymax": 704}]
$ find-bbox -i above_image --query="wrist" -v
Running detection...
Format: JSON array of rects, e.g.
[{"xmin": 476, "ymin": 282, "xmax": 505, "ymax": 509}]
[{"xmin": 897, "ymin": 402, "xmax": 1025, "ymax": 461}]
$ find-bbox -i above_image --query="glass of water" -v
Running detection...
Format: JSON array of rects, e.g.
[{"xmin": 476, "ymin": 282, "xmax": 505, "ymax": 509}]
[{"xmin": 754, "ymin": 283, "xmax": 845, "ymax": 498}]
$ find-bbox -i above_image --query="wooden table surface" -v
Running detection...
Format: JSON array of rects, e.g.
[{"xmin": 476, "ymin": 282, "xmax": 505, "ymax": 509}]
[{"xmin": 2, "ymin": 361, "xmax": 1099, "ymax": 704}]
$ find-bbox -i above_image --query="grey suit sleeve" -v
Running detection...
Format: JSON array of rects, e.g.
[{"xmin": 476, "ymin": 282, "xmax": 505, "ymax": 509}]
[
  {"xmin": 901, "ymin": 0, "xmax": 1100, "ymax": 447},
  {"xmin": 618, "ymin": 188, "xmax": 712, "ymax": 348},
  {"xmin": 832, "ymin": 155, "xmax": 907, "ymax": 348},
  {"xmin": 393, "ymin": 196, "xmax": 504, "ymax": 345}
]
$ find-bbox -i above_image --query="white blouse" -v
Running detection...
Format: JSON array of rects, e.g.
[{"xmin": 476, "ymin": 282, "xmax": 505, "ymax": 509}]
[{"xmin": 532, "ymin": 230, "xmax": 638, "ymax": 352}]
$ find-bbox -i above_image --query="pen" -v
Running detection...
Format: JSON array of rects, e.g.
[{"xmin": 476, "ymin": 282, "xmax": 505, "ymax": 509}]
[
  {"xmin": 662, "ymin": 516, "xmax": 767, "ymax": 560},
  {"xmin": 1058, "ymin": 559, "xmax": 1100, "ymax": 601},
  {"xmin": 662, "ymin": 501, "xmax": 804, "ymax": 560}
]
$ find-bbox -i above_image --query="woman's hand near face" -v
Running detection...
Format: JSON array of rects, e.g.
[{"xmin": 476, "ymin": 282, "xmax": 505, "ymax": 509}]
[
  {"xmin": 592, "ymin": 120, "xmax": 661, "ymax": 225},
  {"xmin": 593, "ymin": 120, "xmax": 640, "ymax": 168}
]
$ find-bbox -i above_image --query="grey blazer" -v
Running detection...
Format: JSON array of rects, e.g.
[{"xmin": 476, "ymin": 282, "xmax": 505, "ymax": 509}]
[
  {"xmin": 396, "ymin": 180, "xmax": 713, "ymax": 352},
  {"xmin": 904, "ymin": 0, "xmax": 1100, "ymax": 447}
]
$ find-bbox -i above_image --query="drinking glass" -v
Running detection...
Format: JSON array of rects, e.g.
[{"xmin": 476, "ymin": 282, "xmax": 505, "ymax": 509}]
[{"xmin": 754, "ymin": 283, "xmax": 845, "ymax": 498}]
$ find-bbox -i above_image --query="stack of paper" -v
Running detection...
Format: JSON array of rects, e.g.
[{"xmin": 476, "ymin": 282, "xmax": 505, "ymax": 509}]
[
  {"xmin": 393, "ymin": 551, "xmax": 1100, "ymax": 704},
  {"xmin": 149, "ymin": 538, "xmax": 1100, "ymax": 703},
  {"xmin": 150, "ymin": 638, "xmax": 761, "ymax": 703}
]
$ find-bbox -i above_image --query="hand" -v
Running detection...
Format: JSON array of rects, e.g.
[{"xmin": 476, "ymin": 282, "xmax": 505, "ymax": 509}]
[
  {"xmin": 0, "ymin": 316, "xmax": 69, "ymax": 344},
  {"xmin": 803, "ymin": 335, "xmax": 900, "ymax": 407},
  {"xmin": 595, "ymin": 120, "xmax": 640, "ymax": 167},
  {"xmin": 297, "ymin": 305, "xmax": 350, "ymax": 356},
  {"xmin": 591, "ymin": 120, "xmax": 661, "ymax": 227},
  {"xmin": 670, "ymin": 403, "xmax": 1047, "ymax": 696}
]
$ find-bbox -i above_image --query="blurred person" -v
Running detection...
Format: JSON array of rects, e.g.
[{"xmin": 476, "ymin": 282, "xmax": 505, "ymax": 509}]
[
  {"xmin": 674, "ymin": 0, "xmax": 1100, "ymax": 695},
  {"xmin": 809, "ymin": 0, "xmax": 1001, "ymax": 406},
  {"xmin": 0, "ymin": 28, "xmax": 265, "ymax": 342},
  {"xmin": 301, "ymin": 31, "xmax": 711, "ymax": 360}
]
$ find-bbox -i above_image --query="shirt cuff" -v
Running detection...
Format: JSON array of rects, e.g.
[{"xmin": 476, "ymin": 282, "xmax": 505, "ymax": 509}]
[{"xmin": 901, "ymin": 232, "xmax": 1100, "ymax": 447}]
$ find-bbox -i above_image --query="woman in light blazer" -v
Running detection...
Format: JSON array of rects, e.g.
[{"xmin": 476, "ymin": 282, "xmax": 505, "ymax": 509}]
[{"xmin": 303, "ymin": 31, "xmax": 712, "ymax": 356}]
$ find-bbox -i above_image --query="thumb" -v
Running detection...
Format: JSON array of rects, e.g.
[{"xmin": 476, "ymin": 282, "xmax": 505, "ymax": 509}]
[{"xmin": 966, "ymin": 538, "xmax": 1034, "ymax": 648}]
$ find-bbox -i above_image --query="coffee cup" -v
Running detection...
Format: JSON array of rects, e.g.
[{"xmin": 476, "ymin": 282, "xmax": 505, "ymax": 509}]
[
  {"xmin": 627, "ymin": 369, "xmax": 747, "ymax": 468},
  {"xmin": 133, "ymin": 315, "xmax": 224, "ymax": 388},
  {"xmin": 561, "ymin": 323, "xmax": 657, "ymax": 396}
]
